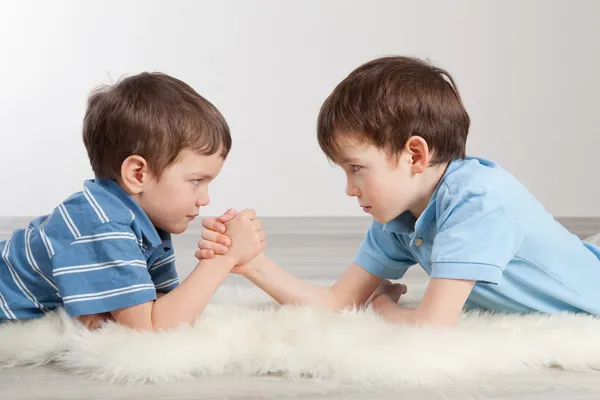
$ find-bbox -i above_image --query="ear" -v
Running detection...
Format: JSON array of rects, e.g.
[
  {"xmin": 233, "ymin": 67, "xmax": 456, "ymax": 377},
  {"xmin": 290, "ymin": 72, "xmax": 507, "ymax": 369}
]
[
  {"xmin": 404, "ymin": 136, "xmax": 430, "ymax": 174},
  {"xmin": 119, "ymin": 155, "xmax": 153, "ymax": 195}
]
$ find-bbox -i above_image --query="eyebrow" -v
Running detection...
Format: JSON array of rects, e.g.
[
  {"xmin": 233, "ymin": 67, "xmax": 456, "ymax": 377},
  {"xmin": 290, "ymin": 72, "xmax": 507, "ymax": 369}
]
[
  {"xmin": 338, "ymin": 157, "xmax": 361, "ymax": 164},
  {"xmin": 188, "ymin": 172, "xmax": 214, "ymax": 180}
]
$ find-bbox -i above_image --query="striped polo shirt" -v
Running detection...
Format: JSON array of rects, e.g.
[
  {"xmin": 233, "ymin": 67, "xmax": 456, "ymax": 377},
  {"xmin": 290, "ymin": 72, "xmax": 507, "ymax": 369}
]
[{"xmin": 0, "ymin": 178, "xmax": 179, "ymax": 320}]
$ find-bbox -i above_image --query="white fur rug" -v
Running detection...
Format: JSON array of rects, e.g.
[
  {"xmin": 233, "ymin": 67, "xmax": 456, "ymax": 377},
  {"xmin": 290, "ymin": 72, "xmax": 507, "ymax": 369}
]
[{"xmin": 2, "ymin": 282, "xmax": 600, "ymax": 387}]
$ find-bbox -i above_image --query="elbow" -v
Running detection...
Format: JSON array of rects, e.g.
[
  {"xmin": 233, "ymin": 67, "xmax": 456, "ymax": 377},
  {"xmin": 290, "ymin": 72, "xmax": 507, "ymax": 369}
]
[{"xmin": 413, "ymin": 308, "xmax": 460, "ymax": 327}]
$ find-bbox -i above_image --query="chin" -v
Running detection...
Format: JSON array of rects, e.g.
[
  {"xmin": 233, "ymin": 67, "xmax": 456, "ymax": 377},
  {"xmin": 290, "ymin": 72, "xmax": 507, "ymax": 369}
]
[
  {"xmin": 172, "ymin": 226, "xmax": 188, "ymax": 234},
  {"xmin": 370, "ymin": 214, "xmax": 385, "ymax": 224},
  {"xmin": 165, "ymin": 222, "xmax": 188, "ymax": 235},
  {"xmin": 372, "ymin": 213, "xmax": 396, "ymax": 224}
]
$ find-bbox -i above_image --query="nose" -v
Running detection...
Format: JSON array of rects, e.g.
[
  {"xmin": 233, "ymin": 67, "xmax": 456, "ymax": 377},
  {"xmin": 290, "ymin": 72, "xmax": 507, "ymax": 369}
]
[
  {"xmin": 346, "ymin": 181, "xmax": 361, "ymax": 197},
  {"xmin": 196, "ymin": 192, "xmax": 210, "ymax": 207}
]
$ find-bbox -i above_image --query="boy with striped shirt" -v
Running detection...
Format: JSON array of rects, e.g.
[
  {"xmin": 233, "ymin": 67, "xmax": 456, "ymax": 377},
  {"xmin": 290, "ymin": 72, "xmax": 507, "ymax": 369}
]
[{"xmin": 0, "ymin": 73, "xmax": 265, "ymax": 330}]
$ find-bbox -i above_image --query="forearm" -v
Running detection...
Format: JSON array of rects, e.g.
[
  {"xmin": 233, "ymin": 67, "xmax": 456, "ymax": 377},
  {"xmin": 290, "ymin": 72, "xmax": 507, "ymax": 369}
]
[
  {"xmin": 244, "ymin": 254, "xmax": 339, "ymax": 310},
  {"xmin": 372, "ymin": 295, "xmax": 418, "ymax": 325},
  {"xmin": 150, "ymin": 255, "xmax": 236, "ymax": 329},
  {"xmin": 372, "ymin": 295, "xmax": 461, "ymax": 327}
]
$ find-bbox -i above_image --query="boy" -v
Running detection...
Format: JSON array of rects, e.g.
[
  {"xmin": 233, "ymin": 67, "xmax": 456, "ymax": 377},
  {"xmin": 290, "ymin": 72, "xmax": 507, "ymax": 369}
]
[
  {"xmin": 0, "ymin": 72, "xmax": 265, "ymax": 331},
  {"xmin": 199, "ymin": 56, "xmax": 600, "ymax": 326}
]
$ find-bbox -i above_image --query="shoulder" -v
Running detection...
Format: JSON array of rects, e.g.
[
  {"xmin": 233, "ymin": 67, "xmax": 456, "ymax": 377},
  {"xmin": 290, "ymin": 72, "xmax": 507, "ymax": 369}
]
[
  {"xmin": 435, "ymin": 158, "xmax": 514, "ymax": 226},
  {"xmin": 41, "ymin": 181, "xmax": 137, "ymax": 253}
]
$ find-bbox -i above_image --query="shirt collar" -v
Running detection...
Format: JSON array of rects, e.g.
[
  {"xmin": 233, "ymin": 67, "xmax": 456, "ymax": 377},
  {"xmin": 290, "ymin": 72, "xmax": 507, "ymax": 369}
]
[
  {"xmin": 93, "ymin": 178, "xmax": 171, "ymax": 250},
  {"xmin": 382, "ymin": 157, "xmax": 471, "ymax": 235}
]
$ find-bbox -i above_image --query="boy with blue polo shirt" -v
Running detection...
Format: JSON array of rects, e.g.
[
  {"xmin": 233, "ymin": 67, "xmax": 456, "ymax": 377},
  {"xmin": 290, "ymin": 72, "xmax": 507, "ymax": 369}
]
[
  {"xmin": 0, "ymin": 72, "xmax": 265, "ymax": 330},
  {"xmin": 199, "ymin": 56, "xmax": 600, "ymax": 326}
]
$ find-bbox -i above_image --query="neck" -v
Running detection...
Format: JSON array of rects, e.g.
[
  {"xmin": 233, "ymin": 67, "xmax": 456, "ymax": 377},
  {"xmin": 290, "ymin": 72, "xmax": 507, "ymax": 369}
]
[{"xmin": 408, "ymin": 162, "xmax": 449, "ymax": 218}]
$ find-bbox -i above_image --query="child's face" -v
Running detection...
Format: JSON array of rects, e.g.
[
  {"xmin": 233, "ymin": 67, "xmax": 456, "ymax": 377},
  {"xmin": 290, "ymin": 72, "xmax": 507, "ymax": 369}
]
[
  {"xmin": 334, "ymin": 136, "xmax": 422, "ymax": 224},
  {"xmin": 138, "ymin": 148, "xmax": 225, "ymax": 234}
]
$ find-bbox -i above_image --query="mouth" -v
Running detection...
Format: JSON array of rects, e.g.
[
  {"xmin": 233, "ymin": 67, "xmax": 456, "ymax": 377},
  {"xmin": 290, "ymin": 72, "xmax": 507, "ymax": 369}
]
[
  {"xmin": 361, "ymin": 206, "xmax": 372, "ymax": 213},
  {"xmin": 187, "ymin": 215, "xmax": 199, "ymax": 221}
]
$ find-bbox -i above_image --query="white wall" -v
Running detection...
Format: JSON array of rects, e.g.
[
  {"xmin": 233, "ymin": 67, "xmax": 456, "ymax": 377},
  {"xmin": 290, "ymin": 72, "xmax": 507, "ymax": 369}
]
[{"xmin": 0, "ymin": 0, "xmax": 598, "ymax": 217}]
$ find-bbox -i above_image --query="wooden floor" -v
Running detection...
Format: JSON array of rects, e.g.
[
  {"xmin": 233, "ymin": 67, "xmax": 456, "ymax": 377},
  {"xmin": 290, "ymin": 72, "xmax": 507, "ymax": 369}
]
[{"xmin": 2, "ymin": 228, "xmax": 600, "ymax": 399}]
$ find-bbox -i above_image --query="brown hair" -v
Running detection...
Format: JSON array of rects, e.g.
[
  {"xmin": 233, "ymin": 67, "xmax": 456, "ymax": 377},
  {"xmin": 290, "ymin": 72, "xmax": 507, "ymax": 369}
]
[
  {"xmin": 317, "ymin": 56, "xmax": 470, "ymax": 165},
  {"xmin": 83, "ymin": 72, "xmax": 231, "ymax": 180}
]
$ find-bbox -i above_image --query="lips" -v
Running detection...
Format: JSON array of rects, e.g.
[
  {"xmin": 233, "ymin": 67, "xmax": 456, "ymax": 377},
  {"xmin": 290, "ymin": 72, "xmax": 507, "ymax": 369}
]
[{"xmin": 361, "ymin": 206, "xmax": 372, "ymax": 213}]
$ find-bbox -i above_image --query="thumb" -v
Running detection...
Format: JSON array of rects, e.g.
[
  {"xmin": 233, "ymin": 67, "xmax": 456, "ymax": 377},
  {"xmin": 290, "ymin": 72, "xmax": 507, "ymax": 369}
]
[{"xmin": 217, "ymin": 208, "xmax": 237, "ymax": 223}]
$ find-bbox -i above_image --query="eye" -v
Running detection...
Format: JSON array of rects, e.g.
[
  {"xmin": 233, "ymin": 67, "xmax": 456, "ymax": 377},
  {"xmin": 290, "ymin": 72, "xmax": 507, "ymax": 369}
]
[
  {"xmin": 350, "ymin": 165, "xmax": 363, "ymax": 173},
  {"xmin": 191, "ymin": 179, "xmax": 202, "ymax": 186}
]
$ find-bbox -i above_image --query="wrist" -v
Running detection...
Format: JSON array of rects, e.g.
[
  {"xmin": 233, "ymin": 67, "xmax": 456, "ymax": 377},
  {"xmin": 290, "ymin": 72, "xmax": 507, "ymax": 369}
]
[
  {"xmin": 241, "ymin": 252, "xmax": 266, "ymax": 277},
  {"xmin": 371, "ymin": 293, "xmax": 394, "ymax": 310},
  {"xmin": 199, "ymin": 253, "xmax": 239, "ymax": 270}
]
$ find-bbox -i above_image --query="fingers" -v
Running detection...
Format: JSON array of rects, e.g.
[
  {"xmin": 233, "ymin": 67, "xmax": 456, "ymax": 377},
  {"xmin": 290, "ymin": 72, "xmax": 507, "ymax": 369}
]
[
  {"xmin": 238, "ymin": 208, "xmax": 257, "ymax": 220},
  {"xmin": 93, "ymin": 313, "xmax": 113, "ymax": 329},
  {"xmin": 202, "ymin": 217, "xmax": 227, "ymax": 234},
  {"xmin": 75, "ymin": 315, "xmax": 90, "ymax": 328},
  {"xmin": 397, "ymin": 283, "xmax": 408, "ymax": 295},
  {"xmin": 195, "ymin": 249, "xmax": 215, "ymax": 260},
  {"xmin": 88, "ymin": 315, "xmax": 106, "ymax": 330},
  {"xmin": 258, "ymin": 230, "xmax": 267, "ymax": 241},
  {"xmin": 217, "ymin": 208, "xmax": 237, "ymax": 224},
  {"xmin": 387, "ymin": 282, "xmax": 407, "ymax": 294},
  {"xmin": 201, "ymin": 229, "xmax": 231, "ymax": 246},
  {"xmin": 76, "ymin": 313, "xmax": 112, "ymax": 330},
  {"xmin": 387, "ymin": 283, "xmax": 408, "ymax": 303},
  {"xmin": 197, "ymin": 248, "xmax": 215, "ymax": 259},
  {"xmin": 198, "ymin": 239, "xmax": 228, "ymax": 255}
]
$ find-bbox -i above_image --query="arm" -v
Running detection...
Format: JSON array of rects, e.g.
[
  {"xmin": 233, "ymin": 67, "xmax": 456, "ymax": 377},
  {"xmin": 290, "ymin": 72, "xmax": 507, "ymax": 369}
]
[
  {"xmin": 54, "ymin": 210, "xmax": 264, "ymax": 331},
  {"xmin": 371, "ymin": 186, "xmax": 524, "ymax": 327},
  {"xmin": 111, "ymin": 254, "xmax": 239, "ymax": 330},
  {"xmin": 371, "ymin": 278, "xmax": 475, "ymax": 326},
  {"xmin": 75, "ymin": 290, "xmax": 166, "ymax": 330},
  {"xmin": 111, "ymin": 209, "xmax": 264, "ymax": 330},
  {"xmin": 198, "ymin": 212, "xmax": 414, "ymax": 311},
  {"xmin": 242, "ymin": 253, "xmax": 382, "ymax": 310}
]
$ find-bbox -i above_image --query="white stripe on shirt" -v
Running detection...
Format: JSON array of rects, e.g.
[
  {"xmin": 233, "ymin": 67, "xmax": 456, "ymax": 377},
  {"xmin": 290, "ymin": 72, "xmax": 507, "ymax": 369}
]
[
  {"xmin": 25, "ymin": 228, "xmax": 59, "ymax": 292},
  {"xmin": 0, "ymin": 291, "xmax": 16, "ymax": 319},
  {"xmin": 83, "ymin": 186, "xmax": 109, "ymax": 224},
  {"xmin": 73, "ymin": 232, "xmax": 138, "ymax": 245},
  {"xmin": 154, "ymin": 277, "xmax": 178, "ymax": 290},
  {"xmin": 58, "ymin": 203, "xmax": 81, "ymax": 239},
  {"xmin": 62, "ymin": 283, "xmax": 156, "ymax": 304},
  {"xmin": 53, "ymin": 259, "xmax": 147, "ymax": 276},
  {"xmin": 1, "ymin": 239, "xmax": 43, "ymax": 310},
  {"xmin": 39, "ymin": 218, "xmax": 55, "ymax": 257},
  {"xmin": 149, "ymin": 254, "xmax": 176, "ymax": 271}
]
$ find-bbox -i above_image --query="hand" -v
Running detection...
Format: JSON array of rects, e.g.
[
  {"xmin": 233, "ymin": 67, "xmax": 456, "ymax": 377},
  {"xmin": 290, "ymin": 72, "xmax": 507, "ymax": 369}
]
[
  {"xmin": 222, "ymin": 209, "xmax": 265, "ymax": 265},
  {"xmin": 366, "ymin": 280, "xmax": 407, "ymax": 308},
  {"xmin": 230, "ymin": 252, "xmax": 265, "ymax": 276},
  {"xmin": 75, "ymin": 312, "xmax": 113, "ymax": 330},
  {"xmin": 196, "ymin": 208, "xmax": 237, "ymax": 259}
]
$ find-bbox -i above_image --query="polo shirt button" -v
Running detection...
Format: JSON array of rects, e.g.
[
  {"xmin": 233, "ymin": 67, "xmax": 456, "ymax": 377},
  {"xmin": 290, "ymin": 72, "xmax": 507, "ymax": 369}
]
[{"xmin": 414, "ymin": 238, "xmax": 424, "ymax": 247}]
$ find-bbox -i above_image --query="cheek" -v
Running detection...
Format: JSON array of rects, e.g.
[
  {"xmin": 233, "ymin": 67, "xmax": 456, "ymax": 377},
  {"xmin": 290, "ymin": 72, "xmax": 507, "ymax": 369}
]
[
  {"xmin": 158, "ymin": 183, "xmax": 190, "ymax": 210},
  {"xmin": 361, "ymin": 176, "xmax": 384, "ymax": 201}
]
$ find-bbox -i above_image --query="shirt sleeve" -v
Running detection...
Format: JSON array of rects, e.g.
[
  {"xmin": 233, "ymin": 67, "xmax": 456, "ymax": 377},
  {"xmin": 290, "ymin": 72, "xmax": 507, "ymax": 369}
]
[
  {"xmin": 354, "ymin": 221, "xmax": 417, "ymax": 279},
  {"xmin": 430, "ymin": 185, "xmax": 525, "ymax": 284},
  {"xmin": 148, "ymin": 248, "xmax": 179, "ymax": 293},
  {"xmin": 50, "ymin": 221, "xmax": 156, "ymax": 317}
]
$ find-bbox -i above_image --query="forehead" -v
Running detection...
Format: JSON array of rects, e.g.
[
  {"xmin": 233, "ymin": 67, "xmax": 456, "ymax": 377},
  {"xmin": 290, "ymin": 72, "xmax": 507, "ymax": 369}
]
[
  {"xmin": 171, "ymin": 147, "xmax": 225, "ymax": 173},
  {"xmin": 331, "ymin": 134, "xmax": 383, "ymax": 164}
]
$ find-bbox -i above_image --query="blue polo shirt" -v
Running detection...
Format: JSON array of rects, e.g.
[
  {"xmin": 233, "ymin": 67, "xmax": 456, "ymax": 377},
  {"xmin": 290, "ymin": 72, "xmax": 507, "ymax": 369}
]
[
  {"xmin": 0, "ymin": 179, "xmax": 179, "ymax": 320},
  {"xmin": 355, "ymin": 157, "xmax": 600, "ymax": 315}
]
